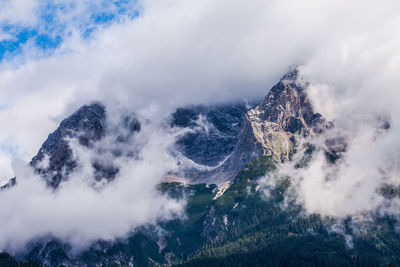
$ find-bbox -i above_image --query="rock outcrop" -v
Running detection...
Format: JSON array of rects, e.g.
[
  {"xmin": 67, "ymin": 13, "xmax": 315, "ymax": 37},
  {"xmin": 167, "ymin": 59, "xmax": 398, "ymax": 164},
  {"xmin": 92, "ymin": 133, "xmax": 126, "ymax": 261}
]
[
  {"xmin": 0, "ymin": 177, "xmax": 16, "ymax": 191},
  {"xmin": 237, "ymin": 69, "xmax": 332, "ymax": 163},
  {"xmin": 4, "ymin": 70, "xmax": 329, "ymax": 188},
  {"xmin": 172, "ymin": 103, "xmax": 248, "ymax": 167},
  {"xmin": 31, "ymin": 103, "xmax": 107, "ymax": 188},
  {"xmin": 30, "ymin": 102, "xmax": 140, "ymax": 188},
  {"xmin": 194, "ymin": 70, "xmax": 332, "ymax": 184}
]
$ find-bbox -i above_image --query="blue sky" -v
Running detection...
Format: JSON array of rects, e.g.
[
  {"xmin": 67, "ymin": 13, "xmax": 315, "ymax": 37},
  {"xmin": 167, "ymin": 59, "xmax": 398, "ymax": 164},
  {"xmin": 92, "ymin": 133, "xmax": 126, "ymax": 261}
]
[{"xmin": 0, "ymin": 0, "xmax": 139, "ymax": 62}]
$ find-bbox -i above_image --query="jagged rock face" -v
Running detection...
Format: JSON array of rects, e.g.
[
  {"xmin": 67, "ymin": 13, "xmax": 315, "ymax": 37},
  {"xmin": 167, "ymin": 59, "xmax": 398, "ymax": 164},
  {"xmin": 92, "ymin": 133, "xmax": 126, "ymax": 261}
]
[
  {"xmin": 172, "ymin": 103, "xmax": 249, "ymax": 167},
  {"xmin": 197, "ymin": 70, "xmax": 332, "ymax": 184},
  {"xmin": 30, "ymin": 102, "xmax": 140, "ymax": 188},
  {"xmin": 31, "ymin": 103, "xmax": 106, "ymax": 188},
  {"xmin": 0, "ymin": 177, "xmax": 16, "ymax": 191},
  {"xmin": 16, "ymin": 71, "xmax": 326, "ymax": 188},
  {"xmin": 236, "ymin": 70, "xmax": 332, "ymax": 163}
]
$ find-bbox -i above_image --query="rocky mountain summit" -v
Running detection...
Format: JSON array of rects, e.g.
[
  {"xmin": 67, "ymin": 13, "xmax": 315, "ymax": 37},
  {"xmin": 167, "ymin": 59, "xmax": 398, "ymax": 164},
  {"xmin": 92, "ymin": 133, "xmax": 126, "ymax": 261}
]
[
  {"xmin": 2, "ymin": 69, "xmax": 331, "ymax": 189},
  {"xmin": 236, "ymin": 69, "xmax": 332, "ymax": 163},
  {"xmin": 191, "ymin": 69, "xmax": 332, "ymax": 184},
  {"xmin": 30, "ymin": 103, "xmax": 106, "ymax": 188},
  {"xmin": 0, "ymin": 177, "xmax": 16, "ymax": 191},
  {"xmin": 27, "ymin": 102, "xmax": 246, "ymax": 189},
  {"xmin": 30, "ymin": 102, "xmax": 140, "ymax": 188}
]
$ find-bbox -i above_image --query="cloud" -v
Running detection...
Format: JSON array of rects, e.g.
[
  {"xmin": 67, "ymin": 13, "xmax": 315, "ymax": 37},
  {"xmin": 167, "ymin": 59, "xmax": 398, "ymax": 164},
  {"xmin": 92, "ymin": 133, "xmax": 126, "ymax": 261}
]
[
  {"xmin": 0, "ymin": 0, "xmax": 345, "ymax": 167},
  {"xmin": 0, "ymin": 150, "xmax": 13, "ymax": 183},
  {"xmin": 0, "ymin": 0, "xmax": 400, "ymax": 252},
  {"xmin": 280, "ymin": 11, "xmax": 400, "ymax": 219},
  {"xmin": 0, "ymin": 0, "xmax": 39, "ymax": 26},
  {"xmin": 0, "ymin": 32, "xmax": 15, "ymax": 41},
  {"xmin": 0, "ymin": 114, "xmax": 184, "ymax": 252}
]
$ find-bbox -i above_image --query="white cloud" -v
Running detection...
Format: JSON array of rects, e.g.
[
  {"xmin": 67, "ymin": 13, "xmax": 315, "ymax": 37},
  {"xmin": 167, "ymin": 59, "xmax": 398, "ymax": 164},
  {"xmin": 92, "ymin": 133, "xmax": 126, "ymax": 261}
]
[
  {"xmin": 0, "ymin": 116, "xmax": 184, "ymax": 252},
  {"xmin": 0, "ymin": 0, "xmax": 39, "ymax": 26},
  {"xmin": 283, "ymin": 11, "xmax": 400, "ymax": 218},
  {"xmin": 0, "ymin": 32, "xmax": 15, "ymax": 41},
  {"xmin": 0, "ymin": 0, "xmax": 400, "ymax": 251},
  {"xmin": 0, "ymin": 150, "xmax": 13, "ymax": 183}
]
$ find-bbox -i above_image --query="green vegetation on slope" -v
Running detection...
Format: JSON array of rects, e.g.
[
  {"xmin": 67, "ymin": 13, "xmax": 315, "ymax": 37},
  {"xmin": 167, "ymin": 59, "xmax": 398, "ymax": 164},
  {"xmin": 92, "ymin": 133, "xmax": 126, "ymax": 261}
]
[
  {"xmin": 21, "ymin": 156, "xmax": 400, "ymax": 266},
  {"xmin": 173, "ymin": 156, "xmax": 400, "ymax": 267}
]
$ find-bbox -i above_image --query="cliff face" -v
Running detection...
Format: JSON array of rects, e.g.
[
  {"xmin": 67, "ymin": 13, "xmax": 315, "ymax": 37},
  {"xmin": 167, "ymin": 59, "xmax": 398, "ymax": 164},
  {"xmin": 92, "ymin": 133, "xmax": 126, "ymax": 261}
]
[
  {"xmin": 196, "ymin": 70, "xmax": 332, "ymax": 184},
  {"xmin": 240, "ymin": 69, "xmax": 332, "ymax": 163},
  {"xmin": 6, "ymin": 70, "xmax": 329, "ymax": 188},
  {"xmin": 30, "ymin": 102, "xmax": 140, "ymax": 188},
  {"xmin": 171, "ymin": 104, "xmax": 248, "ymax": 167},
  {"xmin": 31, "ymin": 103, "xmax": 107, "ymax": 188}
]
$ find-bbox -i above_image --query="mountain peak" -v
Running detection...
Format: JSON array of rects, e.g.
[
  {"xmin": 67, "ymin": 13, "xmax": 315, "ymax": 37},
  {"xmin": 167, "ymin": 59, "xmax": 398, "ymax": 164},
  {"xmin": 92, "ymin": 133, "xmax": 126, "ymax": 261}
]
[
  {"xmin": 245, "ymin": 69, "xmax": 332, "ymax": 162},
  {"xmin": 194, "ymin": 70, "xmax": 332, "ymax": 184},
  {"xmin": 30, "ymin": 102, "xmax": 107, "ymax": 188},
  {"xmin": 30, "ymin": 102, "xmax": 141, "ymax": 188},
  {"xmin": 255, "ymin": 69, "xmax": 331, "ymax": 138}
]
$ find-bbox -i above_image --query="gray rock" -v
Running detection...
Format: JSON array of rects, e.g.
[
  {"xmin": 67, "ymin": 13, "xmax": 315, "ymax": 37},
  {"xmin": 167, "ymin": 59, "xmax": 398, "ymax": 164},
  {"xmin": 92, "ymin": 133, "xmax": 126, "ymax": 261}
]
[
  {"xmin": 238, "ymin": 69, "xmax": 332, "ymax": 163},
  {"xmin": 192, "ymin": 69, "xmax": 332, "ymax": 184},
  {"xmin": 30, "ymin": 102, "xmax": 140, "ymax": 188},
  {"xmin": 30, "ymin": 102, "xmax": 107, "ymax": 188},
  {"xmin": 172, "ymin": 103, "xmax": 249, "ymax": 167},
  {"xmin": 0, "ymin": 177, "xmax": 16, "ymax": 190}
]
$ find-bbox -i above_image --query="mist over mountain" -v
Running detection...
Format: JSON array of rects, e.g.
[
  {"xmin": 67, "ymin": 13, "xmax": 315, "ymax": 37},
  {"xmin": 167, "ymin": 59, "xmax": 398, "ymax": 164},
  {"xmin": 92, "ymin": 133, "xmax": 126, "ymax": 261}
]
[
  {"xmin": 0, "ymin": 69, "xmax": 399, "ymax": 266},
  {"xmin": 1, "ymin": 0, "xmax": 400, "ymax": 266}
]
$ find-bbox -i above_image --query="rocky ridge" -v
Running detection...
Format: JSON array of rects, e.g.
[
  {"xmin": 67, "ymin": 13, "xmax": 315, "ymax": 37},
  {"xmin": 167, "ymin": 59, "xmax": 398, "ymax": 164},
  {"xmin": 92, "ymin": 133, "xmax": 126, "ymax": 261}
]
[
  {"xmin": 30, "ymin": 102, "xmax": 141, "ymax": 188},
  {"xmin": 192, "ymin": 69, "xmax": 332, "ymax": 184},
  {"xmin": 171, "ymin": 103, "xmax": 248, "ymax": 167},
  {"xmin": 238, "ymin": 69, "xmax": 332, "ymax": 163},
  {"xmin": 1, "ymin": 70, "xmax": 331, "ymax": 189}
]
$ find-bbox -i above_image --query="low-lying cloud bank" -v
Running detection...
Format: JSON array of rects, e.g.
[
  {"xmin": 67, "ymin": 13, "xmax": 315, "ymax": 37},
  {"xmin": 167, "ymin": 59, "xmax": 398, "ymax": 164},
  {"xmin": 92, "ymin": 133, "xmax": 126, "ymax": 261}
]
[
  {"xmin": 283, "ymin": 15, "xmax": 400, "ymax": 219},
  {"xmin": 266, "ymin": 47, "xmax": 400, "ymax": 218},
  {"xmin": 0, "ymin": 112, "xmax": 184, "ymax": 252},
  {"xmin": 0, "ymin": 0, "xmax": 400, "ymax": 252}
]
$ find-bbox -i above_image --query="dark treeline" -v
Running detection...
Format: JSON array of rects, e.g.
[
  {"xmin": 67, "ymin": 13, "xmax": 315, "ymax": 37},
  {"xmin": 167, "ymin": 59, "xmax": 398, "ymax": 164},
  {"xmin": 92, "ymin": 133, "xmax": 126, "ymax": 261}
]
[
  {"xmin": 0, "ymin": 252, "xmax": 41, "ymax": 267},
  {"xmin": 173, "ymin": 157, "xmax": 400, "ymax": 267}
]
